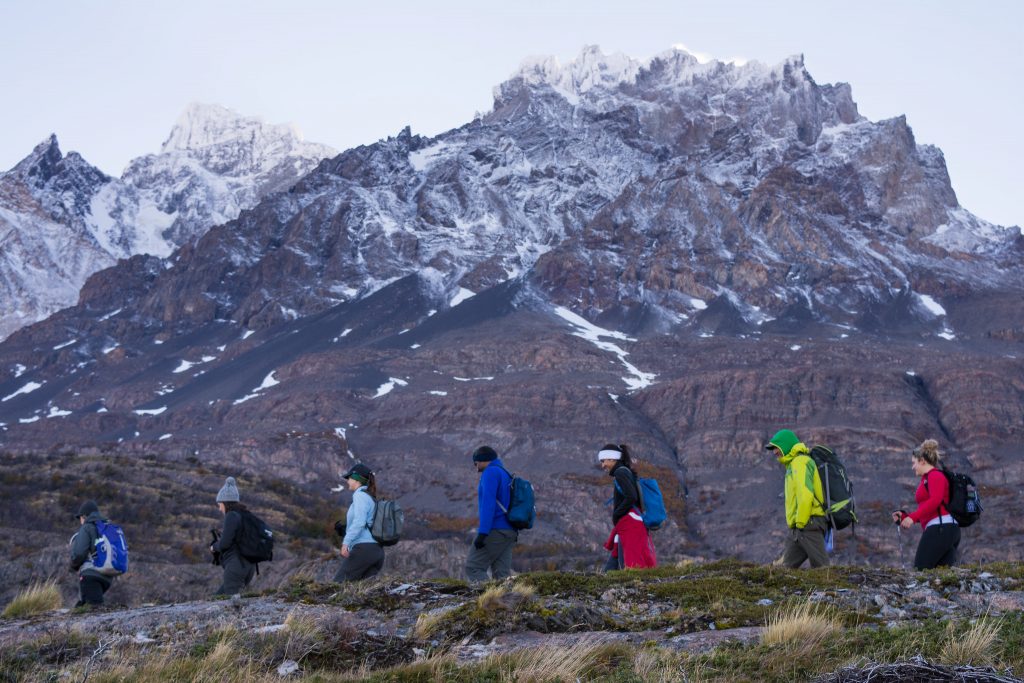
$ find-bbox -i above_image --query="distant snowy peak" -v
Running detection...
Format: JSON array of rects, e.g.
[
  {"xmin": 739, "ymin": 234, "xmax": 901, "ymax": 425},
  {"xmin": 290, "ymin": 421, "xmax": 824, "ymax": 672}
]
[
  {"xmin": 159, "ymin": 102, "xmax": 337, "ymax": 176},
  {"xmin": 162, "ymin": 102, "xmax": 297, "ymax": 153},
  {"xmin": 499, "ymin": 45, "xmax": 813, "ymax": 104},
  {"xmin": 8, "ymin": 134, "xmax": 63, "ymax": 181},
  {"xmin": 0, "ymin": 105, "xmax": 337, "ymax": 341},
  {"xmin": 511, "ymin": 45, "xmax": 643, "ymax": 101}
]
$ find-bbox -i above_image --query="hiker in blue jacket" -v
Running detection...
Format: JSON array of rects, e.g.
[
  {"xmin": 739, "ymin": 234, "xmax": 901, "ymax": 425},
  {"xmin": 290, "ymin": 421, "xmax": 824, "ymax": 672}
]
[
  {"xmin": 465, "ymin": 446, "xmax": 517, "ymax": 581},
  {"xmin": 69, "ymin": 500, "xmax": 114, "ymax": 607},
  {"xmin": 334, "ymin": 463, "xmax": 384, "ymax": 582}
]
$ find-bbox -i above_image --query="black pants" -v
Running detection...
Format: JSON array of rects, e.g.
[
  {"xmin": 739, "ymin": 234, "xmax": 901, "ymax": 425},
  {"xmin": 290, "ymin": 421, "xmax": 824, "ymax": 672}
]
[
  {"xmin": 77, "ymin": 574, "xmax": 111, "ymax": 607},
  {"xmin": 334, "ymin": 543, "xmax": 384, "ymax": 582},
  {"xmin": 603, "ymin": 551, "xmax": 624, "ymax": 572},
  {"xmin": 215, "ymin": 554, "xmax": 256, "ymax": 596},
  {"xmin": 914, "ymin": 523, "xmax": 961, "ymax": 569}
]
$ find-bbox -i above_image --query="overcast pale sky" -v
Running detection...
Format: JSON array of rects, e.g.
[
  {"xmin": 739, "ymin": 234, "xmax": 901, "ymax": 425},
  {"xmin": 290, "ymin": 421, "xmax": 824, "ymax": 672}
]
[{"xmin": 1, "ymin": 1, "xmax": 1021, "ymax": 227}]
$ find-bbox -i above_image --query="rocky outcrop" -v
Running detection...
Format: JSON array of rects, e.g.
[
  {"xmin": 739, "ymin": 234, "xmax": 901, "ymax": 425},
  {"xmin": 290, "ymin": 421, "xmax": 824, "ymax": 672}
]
[{"xmin": 1, "ymin": 562, "xmax": 1021, "ymax": 681}]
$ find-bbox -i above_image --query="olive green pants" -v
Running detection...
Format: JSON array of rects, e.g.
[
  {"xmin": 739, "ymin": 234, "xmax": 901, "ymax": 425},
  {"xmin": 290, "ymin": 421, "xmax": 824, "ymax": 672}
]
[{"xmin": 782, "ymin": 515, "xmax": 830, "ymax": 568}]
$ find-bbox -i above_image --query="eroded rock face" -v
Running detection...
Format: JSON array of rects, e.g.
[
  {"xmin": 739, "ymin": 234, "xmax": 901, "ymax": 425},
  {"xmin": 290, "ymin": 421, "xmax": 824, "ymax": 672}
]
[{"xmin": 0, "ymin": 46, "xmax": 1022, "ymax": 577}]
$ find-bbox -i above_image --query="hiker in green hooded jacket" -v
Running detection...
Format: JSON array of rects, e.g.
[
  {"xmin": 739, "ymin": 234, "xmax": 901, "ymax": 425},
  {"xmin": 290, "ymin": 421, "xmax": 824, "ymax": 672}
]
[{"xmin": 765, "ymin": 429, "xmax": 830, "ymax": 568}]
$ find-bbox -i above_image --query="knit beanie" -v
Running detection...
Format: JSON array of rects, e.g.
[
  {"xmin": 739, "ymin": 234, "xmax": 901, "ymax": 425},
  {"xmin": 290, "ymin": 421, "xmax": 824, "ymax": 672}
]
[
  {"xmin": 472, "ymin": 446, "xmax": 498, "ymax": 462},
  {"xmin": 216, "ymin": 477, "xmax": 240, "ymax": 503},
  {"xmin": 76, "ymin": 500, "xmax": 99, "ymax": 518}
]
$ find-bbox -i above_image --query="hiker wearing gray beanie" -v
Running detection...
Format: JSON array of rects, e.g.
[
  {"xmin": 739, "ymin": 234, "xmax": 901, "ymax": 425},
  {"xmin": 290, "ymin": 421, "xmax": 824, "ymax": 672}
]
[
  {"xmin": 216, "ymin": 477, "xmax": 240, "ymax": 503},
  {"xmin": 210, "ymin": 477, "xmax": 260, "ymax": 595}
]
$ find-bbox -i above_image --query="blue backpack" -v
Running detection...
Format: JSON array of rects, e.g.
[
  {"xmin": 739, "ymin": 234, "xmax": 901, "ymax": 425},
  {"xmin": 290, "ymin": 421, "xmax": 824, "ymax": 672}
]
[
  {"xmin": 496, "ymin": 466, "xmax": 536, "ymax": 530},
  {"xmin": 615, "ymin": 473, "xmax": 668, "ymax": 531},
  {"xmin": 92, "ymin": 521, "xmax": 129, "ymax": 576}
]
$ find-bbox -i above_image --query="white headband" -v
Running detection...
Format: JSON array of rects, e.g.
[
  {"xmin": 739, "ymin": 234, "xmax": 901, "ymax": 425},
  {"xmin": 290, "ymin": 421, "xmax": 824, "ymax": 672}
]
[{"xmin": 598, "ymin": 449, "xmax": 622, "ymax": 461}]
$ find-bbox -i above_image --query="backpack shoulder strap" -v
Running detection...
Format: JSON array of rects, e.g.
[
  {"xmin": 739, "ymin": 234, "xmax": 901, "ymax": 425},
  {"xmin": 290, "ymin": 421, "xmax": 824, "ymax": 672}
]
[
  {"xmin": 922, "ymin": 470, "xmax": 949, "ymax": 519},
  {"xmin": 492, "ymin": 464, "xmax": 514, "ymax": 514}
]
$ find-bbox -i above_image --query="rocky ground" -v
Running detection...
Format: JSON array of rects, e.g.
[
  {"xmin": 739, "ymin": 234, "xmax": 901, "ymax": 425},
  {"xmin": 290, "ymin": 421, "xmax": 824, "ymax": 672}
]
[{"xmin": 2, "ymin": 560, "xmax": 1023, "ymax": 681}]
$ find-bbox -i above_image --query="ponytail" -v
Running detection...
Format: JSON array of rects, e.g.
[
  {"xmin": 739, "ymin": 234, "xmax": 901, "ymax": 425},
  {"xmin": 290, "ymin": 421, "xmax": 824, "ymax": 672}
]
[{"xmin": 365, "ymin": 472, "xmax": 378, "ymax": 499}]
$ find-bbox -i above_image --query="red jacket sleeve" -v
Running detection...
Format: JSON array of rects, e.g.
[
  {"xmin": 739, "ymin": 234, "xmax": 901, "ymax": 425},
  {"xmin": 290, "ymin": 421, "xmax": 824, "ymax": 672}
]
[{"xmin": 909, "ymin": 470, "xmax": 948, "ymax": 524}]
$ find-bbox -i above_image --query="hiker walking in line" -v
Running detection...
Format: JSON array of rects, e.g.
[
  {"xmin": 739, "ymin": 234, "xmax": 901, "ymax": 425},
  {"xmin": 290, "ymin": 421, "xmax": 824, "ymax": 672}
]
[
  {"xmin": 598, "ymin": 444, "xmax": 656, "ymax": 570},
  {"xmin": 334, "ymin": 463, "xmax": 385, "ymax": 582},
  {"xmin": 210, "ymin": 477, "xmax": 257, "ymax": 596},
  {"xmin": 69, "ymin": 501, "xmax": 118, "ymax": 607},
  {"xmin": 465, "ymin": 446, "xmax": 518, "ymax": 581},
  {"xmin": 765, "ymin": 429, "xmax": 830, "ymax": 568},
  {"xmin": 891, "ymin": 439, "xmax": 960, "ymax": 569}
]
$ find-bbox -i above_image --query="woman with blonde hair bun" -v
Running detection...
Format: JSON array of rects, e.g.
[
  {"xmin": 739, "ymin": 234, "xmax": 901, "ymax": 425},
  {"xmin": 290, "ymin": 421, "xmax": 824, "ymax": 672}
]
[{"xmin": 891, "ymin": 439, "xmax": 960, "ymax": 569}]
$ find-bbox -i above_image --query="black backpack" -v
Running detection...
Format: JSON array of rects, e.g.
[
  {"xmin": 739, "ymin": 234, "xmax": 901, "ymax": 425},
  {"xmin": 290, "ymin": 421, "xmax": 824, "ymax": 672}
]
[
  {"xmin": 808, "ymin": 445, "xmax": 857, "ymax": 531},
  {"xmin": 931, "ymin": 466, "xmax": 982, "ymax": 527},
  {"xmin": 237, "ymin": 511, "xmax": 274, "ymax": 563}
]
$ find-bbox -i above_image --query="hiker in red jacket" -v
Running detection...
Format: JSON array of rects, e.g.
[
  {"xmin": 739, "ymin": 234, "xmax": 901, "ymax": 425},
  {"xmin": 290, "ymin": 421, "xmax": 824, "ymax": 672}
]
[
  {"xmin": 599, "ymin": 444, "xmax": 656, "ymax": 570},
  {"xmin": 892, "ymin": 439, "xmax": 960, "ymax": 569}
]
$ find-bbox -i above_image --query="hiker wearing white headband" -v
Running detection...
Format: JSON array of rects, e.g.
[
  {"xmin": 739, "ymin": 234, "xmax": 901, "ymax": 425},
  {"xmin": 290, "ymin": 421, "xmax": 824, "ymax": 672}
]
[{"xmin": 598, "ymin": 444, "xmax": 656, "ymax": 571}]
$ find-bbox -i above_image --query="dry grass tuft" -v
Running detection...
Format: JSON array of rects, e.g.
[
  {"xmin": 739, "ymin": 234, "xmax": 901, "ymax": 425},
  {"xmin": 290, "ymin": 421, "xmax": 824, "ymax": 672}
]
[
  {"xmin": 632, "ymin": 648, "xmax": 692, "ymax": 683},
  {"xmin": 940, "ymin": 616, "xmax": 1001, "ymax": 666},
  {"xmin": 2, "ymin": 580, "xmax": 62, "ymax": 618},
  {"xmin": 477, "ymin": 585, "xmax": 509, "ymax": 611},
  {"xmin": 477, "ymin": 581, "xmax": 536, "ymax": 612},
  {"xmin": 761, "ymin": 600, "xmax": 840, "ymax": 650},
  {"xmin": 499, "ymin": 640, "xmax": 604, "ymax": 683},
  {"xmin": 413, "ymin": 609, "xmax": 449, "ymax": 640}
]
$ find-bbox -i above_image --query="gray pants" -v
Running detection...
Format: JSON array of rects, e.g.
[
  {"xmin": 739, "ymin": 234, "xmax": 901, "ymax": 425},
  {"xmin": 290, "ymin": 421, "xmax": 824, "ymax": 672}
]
[
  {"xmin": 215, "ymin": 553, "xmax": 256, "ymax": 596},
  {"xmin": 465, "ymin": 529, "xmax": 517, "ymax": 582},
  {"xmin": 334, "ymin": 543, "xmax": 385, "ymax": 582},
  {"xmin": 782, "ymin": 516, "xmax": 831, "ymax": 568}
]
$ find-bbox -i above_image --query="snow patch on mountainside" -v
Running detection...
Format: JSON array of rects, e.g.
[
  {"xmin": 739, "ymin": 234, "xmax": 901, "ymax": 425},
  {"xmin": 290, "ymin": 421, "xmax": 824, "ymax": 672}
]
[{"xmin": 553, "ymin": 307, "xmax": 656, "ymax": 391}]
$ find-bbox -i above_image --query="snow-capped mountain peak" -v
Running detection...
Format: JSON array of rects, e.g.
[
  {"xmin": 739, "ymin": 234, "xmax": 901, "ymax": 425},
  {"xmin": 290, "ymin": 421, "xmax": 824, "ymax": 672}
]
[
  {"xmin": 510, "ymin": 45, "xmax": 643, "ymax": 101},
  {"xmin": 9, "ymin": 134, "xmax": 62, "ymax": 180},
  {"xmin": 162, "ymin": 102, "xmax": 300, "ymax": 154},
  {"xmin": 0, "ymin": 105, "xmax": 337, "ymax": 341},
  {"xmin": 156, "ymin": 102, "xmax": 337, "ymax": 179}
]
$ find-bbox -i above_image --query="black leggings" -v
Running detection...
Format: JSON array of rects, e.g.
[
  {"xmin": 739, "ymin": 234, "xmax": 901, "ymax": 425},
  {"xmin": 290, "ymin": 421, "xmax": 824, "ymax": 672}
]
[{"xmin": 914, "ymin": 523, "xmax": 960, "ymax": 569}]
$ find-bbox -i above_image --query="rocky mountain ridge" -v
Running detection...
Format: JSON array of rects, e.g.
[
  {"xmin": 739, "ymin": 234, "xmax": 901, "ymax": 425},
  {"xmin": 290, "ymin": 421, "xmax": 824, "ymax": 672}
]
[{"xmin": 0, "ymin": 104, "xmax": 336, "ymax": 340}]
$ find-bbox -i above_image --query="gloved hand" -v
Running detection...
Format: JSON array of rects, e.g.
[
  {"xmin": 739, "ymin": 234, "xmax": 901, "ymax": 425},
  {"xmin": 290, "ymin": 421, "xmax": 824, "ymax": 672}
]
[{"xmin": 473, "ymin": 533, "xmax": 488, "ymax": 549}]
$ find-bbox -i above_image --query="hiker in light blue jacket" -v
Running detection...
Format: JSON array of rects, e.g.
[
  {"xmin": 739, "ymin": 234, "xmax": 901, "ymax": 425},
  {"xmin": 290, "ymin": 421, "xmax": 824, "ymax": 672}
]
[{"xmin": 334, "ymin": 463, "xmax": 384, "ymax": 582}]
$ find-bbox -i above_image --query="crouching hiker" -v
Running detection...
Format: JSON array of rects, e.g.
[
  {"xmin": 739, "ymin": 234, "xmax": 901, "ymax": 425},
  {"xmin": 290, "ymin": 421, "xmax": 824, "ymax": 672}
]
[
  {"xmin": 891, "ymin": 439, "xmax": 960, "ymax": 569},
  {"xmin": 334, "ymin": 463, "xmax": 385, "ymax": 582},
  {"xmin": 210, "ymin": 477, "xmax": 258, "ymax": 596},
  {"xmin": 599, "ymin": 444, "xmax": 656, "ymax": 570},
  {"xmin": 70, "ymin": 500, "xmax": 126, "ymax": 607},
  {"xmin": 465, "ymin": 446, "xmax": 518, "ymax": 582},
  {"xmin": 765, "ymin": 429, "xmax": 830, "ymax": 568}
]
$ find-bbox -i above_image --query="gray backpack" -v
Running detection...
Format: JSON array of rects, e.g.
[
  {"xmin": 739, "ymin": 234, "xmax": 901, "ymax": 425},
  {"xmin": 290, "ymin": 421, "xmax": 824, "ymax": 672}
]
[{"xmin": 370, "ymin": 498, "xmax": 403, "ymax": 546}]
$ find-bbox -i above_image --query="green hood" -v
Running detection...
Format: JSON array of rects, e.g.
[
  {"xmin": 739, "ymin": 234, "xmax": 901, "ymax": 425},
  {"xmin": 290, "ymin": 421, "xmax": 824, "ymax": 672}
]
[{"xmin": 767, "ymin": 429, "xmax": 804, "ymax": 463}]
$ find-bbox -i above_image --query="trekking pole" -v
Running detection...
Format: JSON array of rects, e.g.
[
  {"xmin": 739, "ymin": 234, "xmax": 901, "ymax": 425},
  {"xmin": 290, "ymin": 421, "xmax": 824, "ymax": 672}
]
[{"xmin": 896, "ymin": 521, "xmax": 905, "ymax": 570}]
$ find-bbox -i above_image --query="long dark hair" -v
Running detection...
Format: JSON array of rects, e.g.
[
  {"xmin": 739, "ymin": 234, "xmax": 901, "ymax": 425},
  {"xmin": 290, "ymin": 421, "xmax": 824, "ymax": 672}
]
[
  {"xmin": 602, "ymin": 443, "xmax": 633, "ymax": 471},
  {"xmin": 365, "ymin": 472, "xmax": 378, "ymax": 499},
  {"xmin": 223, "ymin": 501, "xmax": 249, "ymax": 514}
]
